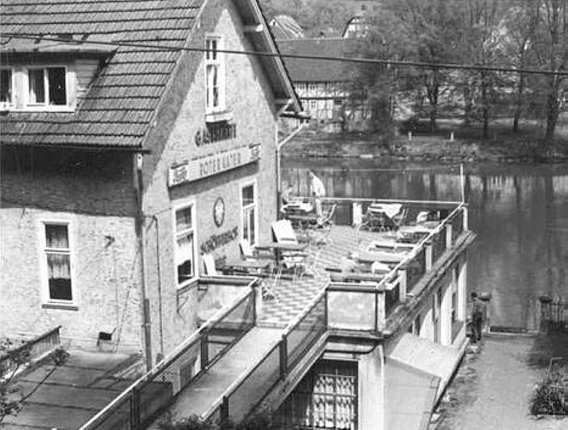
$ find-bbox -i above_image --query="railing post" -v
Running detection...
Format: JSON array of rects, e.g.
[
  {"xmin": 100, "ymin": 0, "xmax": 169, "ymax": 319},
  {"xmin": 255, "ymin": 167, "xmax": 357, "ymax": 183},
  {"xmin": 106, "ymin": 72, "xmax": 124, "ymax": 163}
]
[
  {"xmin": 324, "ymin": 289, "xmax": 329, "ymax": 329},
  {"xmin": 446, "ymin": 222, "xmax": 453, "ymax": 249},
  {"xmin": 220, "ymin": 396, "xmax": 229, "ymax": 425},
  {"xmin": 425, "ymin": 242, "xmax": 433, "ymax": 271},
  {"xmin": 376, "ymin": 291, "xmax": 386, "ymax": 332},
  {"xmin": 131, "ymin": 386, "xmax": 141, "ymax": 430},
  {"xmin": 252, "ymin": 283, "xmax": 258, "ymax": 326},
  {"xmin": 398, "ymin": 269, "xmax": 407, "ymax": 301},
  {"xmin": 279, "ymin": 335, "xmax": 288, "ymax": 378},
  {"xmin": 463, "ymin": 205, "xmax": 468, "ymax": 231},
  {"xmin": 201, "ymin": 332, "xmax": 209, "ymax": 372}
]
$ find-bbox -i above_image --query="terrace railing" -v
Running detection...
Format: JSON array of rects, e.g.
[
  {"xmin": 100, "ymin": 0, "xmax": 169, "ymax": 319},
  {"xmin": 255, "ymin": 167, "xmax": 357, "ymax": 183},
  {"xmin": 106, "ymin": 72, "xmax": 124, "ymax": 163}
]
[
  {"xmin": 82, "ymin": 200, "xmax": 470, "ymax": 429},
  {"xmin": 0, "ymin": 325, "xmax": 61, "ymax": 379},
  {"xmin": 80, "ymin": 281, "xmax": 258, "ymax": 430},
  {"xmin": 206, "ymin": 290, "xmax": 328, "ymax": 424}
]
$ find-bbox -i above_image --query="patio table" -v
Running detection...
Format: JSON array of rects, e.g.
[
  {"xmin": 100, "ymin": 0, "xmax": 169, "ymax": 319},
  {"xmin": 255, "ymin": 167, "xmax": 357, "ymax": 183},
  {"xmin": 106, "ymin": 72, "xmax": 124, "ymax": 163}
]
[{"xmin": 221, "ymin": 258, "xmax": 272, "ymax": 276}]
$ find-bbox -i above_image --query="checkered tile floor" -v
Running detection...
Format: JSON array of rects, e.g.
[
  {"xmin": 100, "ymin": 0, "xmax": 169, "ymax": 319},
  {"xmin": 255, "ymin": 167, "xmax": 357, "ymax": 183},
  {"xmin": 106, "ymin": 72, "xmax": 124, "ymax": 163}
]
[{"xmin": 258, "ymin": 225, "xmax": 390, "ymax": 327}]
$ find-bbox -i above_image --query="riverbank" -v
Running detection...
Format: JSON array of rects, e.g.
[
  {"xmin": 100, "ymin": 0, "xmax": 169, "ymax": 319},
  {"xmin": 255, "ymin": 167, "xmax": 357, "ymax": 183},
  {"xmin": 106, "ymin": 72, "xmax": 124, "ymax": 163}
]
[
  {"xmin": 283, "ymin": 124, "xmax": 568, "ymax": 164},
  {"xmin": 434, "ymin": 333, "xmax": 568, "ymax": 430}
]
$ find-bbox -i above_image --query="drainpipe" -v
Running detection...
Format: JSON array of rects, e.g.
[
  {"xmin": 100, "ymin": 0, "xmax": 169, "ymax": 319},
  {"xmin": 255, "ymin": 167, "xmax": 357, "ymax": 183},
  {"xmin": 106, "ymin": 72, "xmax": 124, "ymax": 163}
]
[
  {"xmin": 276, "ymin": 119, "xmax": 308, "ymax": 214},
  {"xmin": 135, "ymin": 153, "xmax": 153, "ymax": 370}
]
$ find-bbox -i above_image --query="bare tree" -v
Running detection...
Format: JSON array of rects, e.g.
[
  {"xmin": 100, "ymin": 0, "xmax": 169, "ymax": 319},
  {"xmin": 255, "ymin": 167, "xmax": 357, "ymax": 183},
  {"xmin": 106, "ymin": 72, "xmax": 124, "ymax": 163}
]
[{"xmin": 526, "ymin": 0, "xmax": 568, "ymax": 145}]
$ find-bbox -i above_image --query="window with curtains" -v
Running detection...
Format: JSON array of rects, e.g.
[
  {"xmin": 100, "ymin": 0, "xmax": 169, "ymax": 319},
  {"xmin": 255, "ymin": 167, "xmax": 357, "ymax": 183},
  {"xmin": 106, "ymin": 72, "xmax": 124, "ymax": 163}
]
[
  {"xmin": 205, "ymin": 36, "xmax": 224, "ymax": 113},
  {"xmin": 175, "ymin": 205, "xmax": 196, "ymax": 285},
  {"xmin": 278, "ymin": 360, "xmax": 358, "ymax": 429},
  {"xmin": 44, "ymin": 223, "xmax": 73, "ymax": 302},
  {"xmin": 241, "ymin": 183, "xmax": 256, "ymax": 246}
]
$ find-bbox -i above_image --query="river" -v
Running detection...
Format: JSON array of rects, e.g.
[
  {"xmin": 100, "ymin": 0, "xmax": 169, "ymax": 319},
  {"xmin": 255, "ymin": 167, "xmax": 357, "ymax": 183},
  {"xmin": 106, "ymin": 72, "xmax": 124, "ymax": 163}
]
[{"xmin": 282, "ymin": 159, "xmax": 568, "ymax": 330}]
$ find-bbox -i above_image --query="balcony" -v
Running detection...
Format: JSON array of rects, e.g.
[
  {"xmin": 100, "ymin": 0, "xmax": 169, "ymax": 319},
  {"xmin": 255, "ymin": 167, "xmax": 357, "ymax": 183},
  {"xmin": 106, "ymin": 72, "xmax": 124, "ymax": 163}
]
[{"xmin": 79, "ymin": 198, "xmax": 473, "ymax": 429}]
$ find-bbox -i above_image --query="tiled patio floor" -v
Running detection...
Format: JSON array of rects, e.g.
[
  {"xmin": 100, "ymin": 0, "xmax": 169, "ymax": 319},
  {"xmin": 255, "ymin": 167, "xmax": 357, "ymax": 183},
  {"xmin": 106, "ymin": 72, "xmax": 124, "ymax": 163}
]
[{"xmin": 258, "ymin": 225, "xmax": 396, "ymax": 327}]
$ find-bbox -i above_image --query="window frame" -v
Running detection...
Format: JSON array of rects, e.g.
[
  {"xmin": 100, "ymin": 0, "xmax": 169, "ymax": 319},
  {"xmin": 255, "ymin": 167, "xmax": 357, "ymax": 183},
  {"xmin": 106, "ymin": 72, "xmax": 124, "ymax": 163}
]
[
  {"xmin": 0, "ymin": 68, "xmax": 14, "ymax": 107},
  {"xmin": 240, "ymin": 181, "xmax": 258, "ymax": 247},
  {"xmin": 173, "ymin": 202, "xmax": 199, "ymax": 287},
  {"xmin": 39, "ymin": 219, "xmax": 76, "ymax": 307},
  {"xmin": 204, "ymin": 35, "xmax": 226, "ymax": 114},
  {"xmin": 24, "ymin": 65, "xmax": 70, "ymax": 110}
]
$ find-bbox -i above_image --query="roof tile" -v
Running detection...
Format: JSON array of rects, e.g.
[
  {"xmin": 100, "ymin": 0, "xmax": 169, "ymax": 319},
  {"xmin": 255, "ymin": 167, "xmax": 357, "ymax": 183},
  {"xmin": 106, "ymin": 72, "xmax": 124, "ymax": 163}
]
[{"xmin": 0, "ymin": 0, "xmax": 204, "ymax": 149}]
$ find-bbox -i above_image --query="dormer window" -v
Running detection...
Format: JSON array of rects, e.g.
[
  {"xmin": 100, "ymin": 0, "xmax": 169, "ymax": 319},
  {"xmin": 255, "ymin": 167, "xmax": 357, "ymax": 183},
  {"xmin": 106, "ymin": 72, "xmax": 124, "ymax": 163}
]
[
  {"xmin": 1, "ymin": 69, "xmax": 13, "ymax": 107},
  {"xmin": 205, "ymin": 36, "xmax": 225, "ymax": 114},
  {"xmin": 27, "ymin": 67, "xmax": 68, "ymax": 107}
]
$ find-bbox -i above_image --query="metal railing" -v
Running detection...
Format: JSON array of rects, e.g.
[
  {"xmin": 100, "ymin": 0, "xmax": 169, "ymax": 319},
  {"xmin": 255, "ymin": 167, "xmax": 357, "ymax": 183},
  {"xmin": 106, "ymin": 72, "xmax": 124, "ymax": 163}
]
[
  {"xmin": 82, "ymin": 200, "xmax": 470, "ymax": 429},
  {"xmin": 206, "ymin": 289, "xmax": 328, "ymax": 424},
  {"xmin": 80, "ymin": 283, "xmax": 258, "ymax": 430},
  {"xmin": 0, "ymin": 325, "xmax": 61, "ymax": 379}
]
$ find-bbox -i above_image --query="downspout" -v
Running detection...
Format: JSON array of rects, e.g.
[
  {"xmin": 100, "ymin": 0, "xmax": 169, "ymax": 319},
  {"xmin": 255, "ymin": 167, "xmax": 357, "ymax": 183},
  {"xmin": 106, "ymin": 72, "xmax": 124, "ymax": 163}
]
[
  {"xmin": 275, "ymin": 114, "xmax": 308, "ymax": 214},
  {"xmin": 134, "ymin": 153, "xmax": 153, "ymax": 370}
]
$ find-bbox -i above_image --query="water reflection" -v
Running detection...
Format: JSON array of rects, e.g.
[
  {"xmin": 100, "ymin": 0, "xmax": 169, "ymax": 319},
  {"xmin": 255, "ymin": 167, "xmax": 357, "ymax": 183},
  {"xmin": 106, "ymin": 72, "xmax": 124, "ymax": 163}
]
[{"xmin": 282, "ymin": 160, "xmax": 568, "ymax": 330}]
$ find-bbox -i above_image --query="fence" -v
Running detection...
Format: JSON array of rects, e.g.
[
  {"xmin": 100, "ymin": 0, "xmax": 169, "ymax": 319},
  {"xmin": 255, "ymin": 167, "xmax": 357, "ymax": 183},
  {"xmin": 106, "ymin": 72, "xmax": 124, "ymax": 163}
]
[
  {"xmin": 0, "ymin": 325, "xmax": 61, "ymax": 379},
  {"xmin": 81, "ymin": 286, "xmax": 257, "ymax": 430},
  {"xmin": 540, "ymin": 297, "xmax": 568, "ymax": 332}
]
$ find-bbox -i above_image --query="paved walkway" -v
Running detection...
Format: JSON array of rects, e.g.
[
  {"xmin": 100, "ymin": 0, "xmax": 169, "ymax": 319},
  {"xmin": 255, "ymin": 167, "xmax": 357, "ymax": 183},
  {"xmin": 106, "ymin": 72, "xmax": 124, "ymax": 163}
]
[{"xmin": 438, "ymin": 334, "xmax": 568, "ymax": 430}]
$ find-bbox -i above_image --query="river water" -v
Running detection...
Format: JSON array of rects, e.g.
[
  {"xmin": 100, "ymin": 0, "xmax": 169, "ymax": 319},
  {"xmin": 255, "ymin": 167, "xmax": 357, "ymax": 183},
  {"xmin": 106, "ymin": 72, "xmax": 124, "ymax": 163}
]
[{"xmin": 282, "ymin": 159, "xmax": 568, "ymax": 330}]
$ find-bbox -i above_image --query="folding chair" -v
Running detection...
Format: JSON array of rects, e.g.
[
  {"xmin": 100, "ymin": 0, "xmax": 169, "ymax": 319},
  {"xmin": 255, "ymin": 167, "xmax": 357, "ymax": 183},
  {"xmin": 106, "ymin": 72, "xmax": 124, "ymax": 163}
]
[
  {"xmin": 271, "ymin": 219, "xmax": 309, "ymax": 276},
  {"xmin": 239, "ymin": 239, "xmax": 274, "ymax": 262},
  {"xmin": 272, "ymin": 219, "xmax": 301, "ymax": 244},
  {"xmin": 202, "ymin": 253, "xmax": 218, "ymax": 276}
]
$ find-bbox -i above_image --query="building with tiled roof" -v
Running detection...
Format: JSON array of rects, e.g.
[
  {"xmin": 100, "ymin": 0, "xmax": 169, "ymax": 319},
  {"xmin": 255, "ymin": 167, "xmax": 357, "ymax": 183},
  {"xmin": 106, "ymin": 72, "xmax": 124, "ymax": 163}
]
[
  {"xmin": 0, "ymin": 0, "xmax": 302, "ymax": 365},
  {"xmin": 277, "ymin": 37, "xmax": 367, "ymax": 130}
]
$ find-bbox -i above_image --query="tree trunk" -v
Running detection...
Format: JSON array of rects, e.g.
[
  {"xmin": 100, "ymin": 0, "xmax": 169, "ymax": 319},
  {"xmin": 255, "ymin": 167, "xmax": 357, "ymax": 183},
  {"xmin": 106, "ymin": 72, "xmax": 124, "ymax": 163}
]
[
  {"xmin": 512, "ymin": 73, "xmax": 525, "ymax": 133},
  {"xmin": 544, "ymin": 72, "xmax": 562, "ymax": 144},
  {"xmin": 481, "ymin": 71, "xmax": 490, "ymax": 139},
  {"xmin": 463, "ymin": 80, "xmax": 474, "ymax": 127}
]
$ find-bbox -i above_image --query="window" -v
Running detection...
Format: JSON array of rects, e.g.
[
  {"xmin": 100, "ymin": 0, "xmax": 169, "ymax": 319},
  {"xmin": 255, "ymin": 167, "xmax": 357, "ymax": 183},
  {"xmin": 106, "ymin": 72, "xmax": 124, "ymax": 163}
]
[
  {"xmin": 309, "ymin": 99, "xmax": 317, "ymax": 111},
  {"xmin": 279, "ymin": 360, "xmax": 357, "ymax": 429},
  {"xmin": 1, "ymin": 69, "xmax": 13, "ymax": 105},
  {"xmin": 175, "ymin": 205, "xmax": 196, "ymax": 285},
  {"xmin": 205, "ymin": 36, "xmax": 224, "ymax": 113},
  {"xmin": 241, "ymin": 183, "xmax": 257, "ymax": 246},
  {"xmin": 27, "ymin": 67, "xmax": 67, "ymax": 106},
  {"xmin": 43, "ymin": 223, "xmax": 73, "ymax": 302}
]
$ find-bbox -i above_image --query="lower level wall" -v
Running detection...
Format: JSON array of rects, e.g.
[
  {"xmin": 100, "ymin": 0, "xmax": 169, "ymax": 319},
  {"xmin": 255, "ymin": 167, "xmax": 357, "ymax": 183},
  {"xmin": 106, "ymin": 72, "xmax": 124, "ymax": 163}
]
[{"xmin": 0, "ymin": 207, "xmax": 143, "ymax": 353}]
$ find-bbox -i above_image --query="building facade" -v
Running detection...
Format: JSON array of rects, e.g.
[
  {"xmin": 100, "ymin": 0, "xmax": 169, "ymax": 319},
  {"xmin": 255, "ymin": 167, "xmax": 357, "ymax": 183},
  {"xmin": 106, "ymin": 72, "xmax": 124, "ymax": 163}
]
[{"xmin": 0, "ymin": 0, "xmax": 301, "ymax": 366}]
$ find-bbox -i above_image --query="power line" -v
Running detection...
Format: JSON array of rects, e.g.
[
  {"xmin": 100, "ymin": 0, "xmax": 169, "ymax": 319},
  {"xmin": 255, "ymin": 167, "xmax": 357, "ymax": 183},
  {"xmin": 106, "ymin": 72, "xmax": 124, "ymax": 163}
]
[{"xmin": 2, "ymin": 32, "xmax": 568, "ymax": 77}]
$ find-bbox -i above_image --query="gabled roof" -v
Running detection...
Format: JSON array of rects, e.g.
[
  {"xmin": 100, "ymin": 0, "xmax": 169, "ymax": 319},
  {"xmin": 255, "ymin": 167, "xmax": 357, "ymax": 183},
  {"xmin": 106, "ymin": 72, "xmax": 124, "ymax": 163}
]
[
  {"xmin": 277, "ymin": 38, "xmax": 359, "ymax": 83},
  {"xmin": 0, "ymin": 0, "xmax": 301, "ymax": 151}
]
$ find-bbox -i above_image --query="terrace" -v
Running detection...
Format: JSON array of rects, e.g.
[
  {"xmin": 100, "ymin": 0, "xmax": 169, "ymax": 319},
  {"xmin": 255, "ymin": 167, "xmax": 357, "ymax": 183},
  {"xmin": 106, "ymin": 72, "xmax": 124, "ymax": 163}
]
[{"xmin": 13, "ymin": 198, "xmax": 472, "ymax": 429}]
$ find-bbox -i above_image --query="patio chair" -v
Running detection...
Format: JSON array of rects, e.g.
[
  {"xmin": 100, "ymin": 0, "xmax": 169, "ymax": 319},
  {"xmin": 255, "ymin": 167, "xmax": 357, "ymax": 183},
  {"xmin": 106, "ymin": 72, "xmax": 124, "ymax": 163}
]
[
  {"xmin": 272, "ymin": 219, "xmax": 305, "ymax": 246},
  {"xmin": 202, "ymin": 253, "xmax": 219, "ymax": 276},
  {"xmin": 271, "ymin": 219, "xmax": 309, "ymax": 275},
  {"xmin": 239, "ymin": 239, "xmax": 274, "ymax": 262},
  {"xmin": 295, "ymin": 248, "xmax": 321, "ymax": 281}
]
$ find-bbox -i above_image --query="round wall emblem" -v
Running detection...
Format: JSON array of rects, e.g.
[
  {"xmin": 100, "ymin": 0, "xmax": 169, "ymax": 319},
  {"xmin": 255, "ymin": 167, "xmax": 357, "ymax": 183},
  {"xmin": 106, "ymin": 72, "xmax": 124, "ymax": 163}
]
[{"xmin": 213, "ymin": 197, "xmax": 225, "ymax": 227}]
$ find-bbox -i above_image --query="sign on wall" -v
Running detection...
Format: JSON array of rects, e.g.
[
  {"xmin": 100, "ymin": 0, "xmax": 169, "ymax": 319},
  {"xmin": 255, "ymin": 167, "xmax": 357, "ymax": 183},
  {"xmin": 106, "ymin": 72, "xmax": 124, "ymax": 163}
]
[{"xmin": 169, "ymin": 143, "xmax": 261, "ymax": 188}]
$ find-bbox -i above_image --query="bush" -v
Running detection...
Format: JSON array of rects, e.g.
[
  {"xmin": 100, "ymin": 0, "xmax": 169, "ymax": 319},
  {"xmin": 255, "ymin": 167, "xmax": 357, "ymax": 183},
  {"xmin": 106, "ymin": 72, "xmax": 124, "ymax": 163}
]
[{"xmin": 531, "ymin": 372, "xmax": 568, "ymax": 416}]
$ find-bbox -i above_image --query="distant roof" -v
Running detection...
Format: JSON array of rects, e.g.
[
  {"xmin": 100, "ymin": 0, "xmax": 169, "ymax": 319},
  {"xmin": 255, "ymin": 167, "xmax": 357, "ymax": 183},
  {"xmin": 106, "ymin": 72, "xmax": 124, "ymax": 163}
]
[
  {"xmin": 269, "ymin": 15, "xmax": 305, "ymax": 40},
  {"xmin": 277, "ymin": 38, "xmax": 359, "ymax": 83},
  {"xmin": 0, "ymin": 0, "xmax": 301, "ymax": 151}
]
